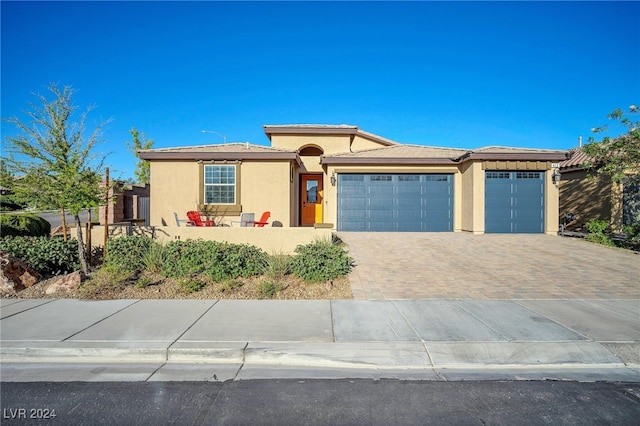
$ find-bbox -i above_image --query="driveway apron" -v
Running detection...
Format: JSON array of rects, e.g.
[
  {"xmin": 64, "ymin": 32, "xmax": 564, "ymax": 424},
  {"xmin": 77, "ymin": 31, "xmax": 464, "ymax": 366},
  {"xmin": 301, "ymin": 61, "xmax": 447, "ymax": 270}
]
[{"xmin": 338, "ymin": 233, "xmax": 640, "ymax": 300}]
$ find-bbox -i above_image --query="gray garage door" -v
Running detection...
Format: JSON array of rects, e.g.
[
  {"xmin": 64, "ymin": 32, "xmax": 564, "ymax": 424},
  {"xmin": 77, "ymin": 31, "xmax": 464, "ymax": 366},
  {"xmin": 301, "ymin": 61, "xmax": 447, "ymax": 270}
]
[
  {"xmin": 338, "ymin": 174, "xmax": 453, "ymax": 232},
  {"xmin": 485, "ymin": 171, "xmax": 545, "ymax": 233}
]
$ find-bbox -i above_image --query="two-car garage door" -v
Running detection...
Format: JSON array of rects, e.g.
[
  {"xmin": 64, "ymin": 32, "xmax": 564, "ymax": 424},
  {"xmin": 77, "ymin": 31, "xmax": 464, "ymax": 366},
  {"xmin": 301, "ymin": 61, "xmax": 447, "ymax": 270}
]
[{"xmin": 337, "ymin": 174, "xmax": 453, "ymax": 232}]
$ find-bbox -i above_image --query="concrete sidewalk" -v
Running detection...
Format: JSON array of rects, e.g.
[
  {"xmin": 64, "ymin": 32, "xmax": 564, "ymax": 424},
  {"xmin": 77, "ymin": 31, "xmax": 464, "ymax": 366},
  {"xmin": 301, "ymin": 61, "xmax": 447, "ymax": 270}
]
[{"xmin": 1, "ymin": 298, "xmax": 639, "ymax": 382}]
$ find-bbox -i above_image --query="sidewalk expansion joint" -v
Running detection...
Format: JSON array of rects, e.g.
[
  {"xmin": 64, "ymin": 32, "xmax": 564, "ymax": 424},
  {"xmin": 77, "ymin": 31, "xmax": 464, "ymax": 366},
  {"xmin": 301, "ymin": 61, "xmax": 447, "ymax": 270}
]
[
  {"xmin": 166, "ymin": 300, "xmax": 219, "ymax": 351},
  {"xmin": 61, "ymin": 299, "xmax": 141, "ymax": 342}
]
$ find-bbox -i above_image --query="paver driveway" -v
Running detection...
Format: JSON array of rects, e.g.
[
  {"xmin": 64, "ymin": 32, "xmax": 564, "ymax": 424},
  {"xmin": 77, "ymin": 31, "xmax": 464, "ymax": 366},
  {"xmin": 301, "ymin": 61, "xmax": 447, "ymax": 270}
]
[{"xmin": 337, "ymin": 233, "xmax": 640, "ymax": 300}]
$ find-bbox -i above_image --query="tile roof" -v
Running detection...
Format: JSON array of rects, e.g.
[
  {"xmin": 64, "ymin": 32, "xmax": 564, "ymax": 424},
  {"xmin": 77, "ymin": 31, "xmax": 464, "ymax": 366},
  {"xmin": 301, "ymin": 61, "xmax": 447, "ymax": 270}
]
[
  {"xmin": 559, "ymin": 148, "xmax": 592, "ymax": 170},
  {"xmin": 473, "ymin": 146, "xmax": 567, "ymax": 154},
  {"xmin": 325, "ymin": 144, "xmax": 468, "ymax": 159},
  {"xmin": 139, "ymin": 143, "xmax": 296, "ymax": 154}
]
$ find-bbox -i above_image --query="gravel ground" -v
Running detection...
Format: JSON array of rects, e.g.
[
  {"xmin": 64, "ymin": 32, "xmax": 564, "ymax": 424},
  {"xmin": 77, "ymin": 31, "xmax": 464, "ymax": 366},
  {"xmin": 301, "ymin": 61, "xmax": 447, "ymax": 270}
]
[{"xmin": 4, "ymin": 273, "xmax": 353, "ymax": 300}]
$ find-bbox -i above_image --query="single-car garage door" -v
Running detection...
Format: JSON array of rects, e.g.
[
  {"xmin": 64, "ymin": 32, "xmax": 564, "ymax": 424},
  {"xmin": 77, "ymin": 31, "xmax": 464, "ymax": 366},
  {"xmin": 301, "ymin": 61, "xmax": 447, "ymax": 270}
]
[
  {"xmin": 485, "ymin": 171, "xmax": 545, "ymax": 233},
  {"xmin": 338, "ymin": 174, "xmax": 453, "ymax": 231}
]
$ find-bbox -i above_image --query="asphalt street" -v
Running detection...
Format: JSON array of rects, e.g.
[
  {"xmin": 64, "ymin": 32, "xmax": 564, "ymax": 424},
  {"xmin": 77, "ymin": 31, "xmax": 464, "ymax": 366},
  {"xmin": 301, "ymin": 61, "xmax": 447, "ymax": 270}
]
[{"xmin": 1, "ymin": 380, "xmax": 639, "ymax": 425}]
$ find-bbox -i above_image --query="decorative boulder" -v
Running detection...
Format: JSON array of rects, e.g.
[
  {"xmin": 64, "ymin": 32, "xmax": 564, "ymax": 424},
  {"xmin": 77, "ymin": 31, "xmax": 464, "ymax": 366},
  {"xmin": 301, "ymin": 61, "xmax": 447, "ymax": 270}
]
[
  {"xmin": 0, "ymin": 251, "xmax": 41, "ymax": 294},
  {"xmin": 45, "ymin": 271, "xmax": 85, "ymax": 295}
]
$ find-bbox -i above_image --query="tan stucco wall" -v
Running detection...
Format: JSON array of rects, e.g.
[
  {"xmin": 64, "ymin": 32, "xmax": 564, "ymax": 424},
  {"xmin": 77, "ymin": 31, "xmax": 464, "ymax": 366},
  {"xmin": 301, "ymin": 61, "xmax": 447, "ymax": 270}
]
[
  {"xmin": 149, "ymin": 160, "xmax": 293, "ymax": 227},
  {"xmin": 149, "ymin": 161, "xmax": 199, "ymax": 226},
  {"xmin": 559, "ymin": 170, "xmax": 615, "ymax": 231},
  {"xmin": 270, "ymin": 134, "xmax": 351, "ymax": 154},
  {"xmin": 91, "ymin": 226, "xmax": 332, "ymax": 255},
  {"xmin": 239, "ymin": 161, "xmax": 292, "ymax": 227},
  {"xmin": 460, "ymin": 162, "xmax": 485, "ymax": 234},
  {"xmin": 544, "ymin": 170, "xmax": 560, "ymax": 235},
  {"xmin": 270, "ymin": 133, "xmax": 390, "ymax": 155}
]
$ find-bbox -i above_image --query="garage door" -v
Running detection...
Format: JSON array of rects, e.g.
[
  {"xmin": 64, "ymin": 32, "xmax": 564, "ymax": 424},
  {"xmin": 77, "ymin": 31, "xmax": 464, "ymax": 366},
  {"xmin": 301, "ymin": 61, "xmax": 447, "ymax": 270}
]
[
  {"xmin": 485, "ymin": 171, "xmax": 544, "ymax": 233},
  {"xmin": 338, "ymin": 174, "xmax": 453, "ymax": 231}
]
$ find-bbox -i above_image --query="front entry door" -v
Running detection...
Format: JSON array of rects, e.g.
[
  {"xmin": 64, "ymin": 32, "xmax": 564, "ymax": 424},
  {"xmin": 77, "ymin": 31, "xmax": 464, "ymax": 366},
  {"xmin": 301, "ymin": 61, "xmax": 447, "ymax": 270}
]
[{"xmin": 301, "ymin": 174, "xmax": 323, "ymax": 226}]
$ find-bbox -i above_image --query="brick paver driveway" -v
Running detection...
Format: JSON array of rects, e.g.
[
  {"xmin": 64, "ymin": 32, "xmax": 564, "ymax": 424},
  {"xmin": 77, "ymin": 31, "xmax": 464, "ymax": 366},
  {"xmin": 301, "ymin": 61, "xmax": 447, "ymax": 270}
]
[{"xmin": 338, "ymin": 233, "xmax": 640, "ymax": 300}]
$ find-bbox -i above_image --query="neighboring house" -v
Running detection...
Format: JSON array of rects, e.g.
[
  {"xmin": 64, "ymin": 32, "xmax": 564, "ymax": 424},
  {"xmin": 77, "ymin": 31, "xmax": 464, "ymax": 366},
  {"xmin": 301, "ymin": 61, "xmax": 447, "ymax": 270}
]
[
  {"xmin": 99, "ymin": 182, "xmax": 151, "ymax": 226},
  {"xmin": 559, "ymin": 148, "xmax": 639, "ymax": 232},
  {"xmin": 139, "ymin": 124, "xmax": 568, "ymax": 234}
]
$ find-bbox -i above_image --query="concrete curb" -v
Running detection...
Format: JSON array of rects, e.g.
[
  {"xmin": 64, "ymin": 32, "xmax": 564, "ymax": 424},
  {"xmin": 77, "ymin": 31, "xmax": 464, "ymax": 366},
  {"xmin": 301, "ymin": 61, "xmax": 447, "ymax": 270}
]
[{"xmin": 0, "ymin": 341, "xmax": 634, "ymax": 371}]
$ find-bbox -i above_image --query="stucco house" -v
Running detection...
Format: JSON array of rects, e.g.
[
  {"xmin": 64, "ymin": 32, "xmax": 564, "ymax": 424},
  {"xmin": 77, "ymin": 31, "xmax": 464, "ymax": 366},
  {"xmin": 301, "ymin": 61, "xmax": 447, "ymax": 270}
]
[{"xmin": 139, "ymin": 124, "xmax": 568, "ymax": 234}]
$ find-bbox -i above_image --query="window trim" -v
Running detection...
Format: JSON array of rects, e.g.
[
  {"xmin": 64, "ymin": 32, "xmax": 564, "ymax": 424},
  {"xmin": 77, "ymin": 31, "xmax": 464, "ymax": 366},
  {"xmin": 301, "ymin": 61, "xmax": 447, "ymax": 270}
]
[{"xmin": 198, "ymin": 161, "xmax": 242, "ymax": 215}]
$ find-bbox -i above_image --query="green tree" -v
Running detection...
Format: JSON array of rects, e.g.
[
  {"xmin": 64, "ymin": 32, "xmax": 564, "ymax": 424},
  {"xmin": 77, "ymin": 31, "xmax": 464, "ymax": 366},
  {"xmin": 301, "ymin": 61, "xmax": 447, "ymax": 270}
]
[
  {"xmin": 2, "ymin": 84, "xmax": 110, "ymax": 273},
  {"xmin": 127, "ymin": 128, "xmax": 154, "ymax": 185},
  {"xmin": 582, "ymin": 105, "xmax": 640, "ymax": 186}
]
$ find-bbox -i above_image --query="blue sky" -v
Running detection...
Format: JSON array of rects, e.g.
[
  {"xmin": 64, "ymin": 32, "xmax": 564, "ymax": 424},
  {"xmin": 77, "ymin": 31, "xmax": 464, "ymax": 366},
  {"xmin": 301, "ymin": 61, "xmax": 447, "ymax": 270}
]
[{"xmin": 2, "ymin": 1, "xmax": 638, "ymax": 181}]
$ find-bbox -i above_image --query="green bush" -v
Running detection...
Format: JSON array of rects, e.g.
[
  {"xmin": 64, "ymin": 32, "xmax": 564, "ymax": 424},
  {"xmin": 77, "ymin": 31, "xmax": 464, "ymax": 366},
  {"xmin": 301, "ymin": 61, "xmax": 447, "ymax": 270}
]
[
  {"xmin": 624, "ymin": 215, "xmax": 640, "ymax": 243},
  {"xmin": 585, "ymin": 220, "xmax": 615, "ymax": 246},
  {"xmin": 266, "ymin": 253, "xmax": 292, "ymax": 279},
  {"xmin": 0, "ymin": 195, "xmax": 24, "ymax": 212},
  {"xmin": 142, "ymin": 241, "xmax": 165, "ymax": 274},
  {"xmin": 105, "ymin": 236, "xmax": 155, "ymax": 271},
  {"xmin": 178, "ymin": 276, "xmax": 207, "ymax": 293},
  {"xmin": 161, "ymin": 239, "xmax": 268, "ymax": 282},
  {"xmin": 291, "ymin": 239, "xmax": 353, "ymax": 282},
  {"xmin": 258, "ymin": 280, "xmax": 283, "ymax": 299},
  {"xmin": 0, "ymin": 236, "xmax": 80, "ymax": 274},
  {"xmin": 0, "ymin": 214, "xmax": 51, "ymax": 237}
]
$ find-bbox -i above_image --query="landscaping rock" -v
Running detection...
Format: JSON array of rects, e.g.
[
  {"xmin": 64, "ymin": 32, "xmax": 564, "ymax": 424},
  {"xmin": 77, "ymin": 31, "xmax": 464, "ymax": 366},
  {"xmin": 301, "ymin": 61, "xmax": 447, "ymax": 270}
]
[
  {"xmin": 0, "ymin": 251, "xmax": 41, "ymax": 294},
  {"xmin": 45, "ymin": 271, "xmax": 85, "ymax": 295}
]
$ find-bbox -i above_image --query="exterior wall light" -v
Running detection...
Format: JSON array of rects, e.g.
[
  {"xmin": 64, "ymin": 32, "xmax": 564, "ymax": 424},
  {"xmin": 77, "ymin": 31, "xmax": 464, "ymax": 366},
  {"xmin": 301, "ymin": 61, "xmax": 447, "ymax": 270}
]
[
  {"xmin": 330, "ymin": 171, "xmax": 336, "ymax": 186},
  {"xmin": 551, "ymin": 165, "xmax": 561, "ymax": 185}
]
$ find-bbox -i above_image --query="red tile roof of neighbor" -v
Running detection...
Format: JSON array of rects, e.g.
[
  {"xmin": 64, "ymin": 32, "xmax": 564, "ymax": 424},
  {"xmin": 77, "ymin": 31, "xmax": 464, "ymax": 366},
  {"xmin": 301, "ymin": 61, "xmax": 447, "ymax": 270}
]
[{"xmin": 559, "ymin": 148, "xmax": 592, "ymax": 171}]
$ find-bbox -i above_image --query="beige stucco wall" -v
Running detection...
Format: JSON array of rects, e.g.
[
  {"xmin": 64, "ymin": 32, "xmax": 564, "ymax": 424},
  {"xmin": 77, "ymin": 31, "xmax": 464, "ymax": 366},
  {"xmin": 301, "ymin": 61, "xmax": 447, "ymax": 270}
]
[
  {"xmin": 270, "ymin": 133, "xmax": 389, "ymax": 155},
  {"xmin": 270, "ymin": 134, "xmax": 351, "ymax": 154},
  {"xmin": 238, "ymin": 161, "xmax": 292, "ymax": 227},
  {"xmin": 149, "ymin": 161, "xmax": 199, "ymax": 226},
  {"xmin": 460, "ymin": 162, "xmax": 485, "ymax": 234},
  {"xmin": 544, "ymin": 170, "xmax": 560, "ymax": 235},
  {"xmin": 149, "ymin": 160, "xmax": 293, "ymax": 227},
  {"xmin": 90, "ymin": 226, "xmax": 332, "ymax": 255},
  {"xmin": 559, "ymin": 170, "xmax": 616, "ymax": 231}
]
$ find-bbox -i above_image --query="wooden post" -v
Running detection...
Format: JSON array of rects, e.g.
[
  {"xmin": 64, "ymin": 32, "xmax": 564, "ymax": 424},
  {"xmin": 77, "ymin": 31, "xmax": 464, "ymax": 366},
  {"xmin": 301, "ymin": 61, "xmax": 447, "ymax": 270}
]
[
  {"xmin": 86, "ymin": 208, "xmax": 92, "ymax": 265},
  {"xmin": 103, "ymin": 168, "xmax": 109, "ymax": 264}
]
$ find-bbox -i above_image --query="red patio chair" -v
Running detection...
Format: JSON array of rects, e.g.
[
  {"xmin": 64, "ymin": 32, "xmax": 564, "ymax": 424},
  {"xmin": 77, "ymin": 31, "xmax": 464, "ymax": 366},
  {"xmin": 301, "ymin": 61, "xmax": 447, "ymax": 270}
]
[
  {"xmin": 253, "ymin": 211, "xmax": 270, "ymax": 227},
  {"xmin": 186, "ymin": 211, "xmax": 215, "ymax": 227}
]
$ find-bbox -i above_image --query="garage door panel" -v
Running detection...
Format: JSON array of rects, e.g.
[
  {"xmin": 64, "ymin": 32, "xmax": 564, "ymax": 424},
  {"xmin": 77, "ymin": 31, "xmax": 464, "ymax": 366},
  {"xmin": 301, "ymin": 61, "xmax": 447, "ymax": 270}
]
[
  {"xmin": 485, "ymin": 171, "xmax": 544, "ymax": 234},
  {"xmin": 338, "ymin": 174, "xmax": 453, "ymax": 232}
]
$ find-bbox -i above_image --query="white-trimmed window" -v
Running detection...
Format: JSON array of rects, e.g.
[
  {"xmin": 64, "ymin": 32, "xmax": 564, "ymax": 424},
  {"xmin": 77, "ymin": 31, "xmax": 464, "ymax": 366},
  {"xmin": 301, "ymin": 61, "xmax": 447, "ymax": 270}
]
[{"xmin": 204, "ymin": 164, "xmax": 236, "ymax": 204}]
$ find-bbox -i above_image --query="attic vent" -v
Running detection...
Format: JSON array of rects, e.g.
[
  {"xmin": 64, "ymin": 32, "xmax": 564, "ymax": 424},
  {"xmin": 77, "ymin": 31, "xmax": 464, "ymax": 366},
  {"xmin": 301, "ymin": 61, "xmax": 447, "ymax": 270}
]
[{"xmin": 299, "ymin": 146, "xmax": 324, "ymax": 156}]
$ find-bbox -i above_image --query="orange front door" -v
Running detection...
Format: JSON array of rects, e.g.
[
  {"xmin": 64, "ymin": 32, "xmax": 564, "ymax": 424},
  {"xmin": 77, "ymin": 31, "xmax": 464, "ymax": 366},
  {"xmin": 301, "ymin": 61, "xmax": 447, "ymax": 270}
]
[{"xmin": 301, "ymin": 174, "xmax": 323, "ymax": 226}]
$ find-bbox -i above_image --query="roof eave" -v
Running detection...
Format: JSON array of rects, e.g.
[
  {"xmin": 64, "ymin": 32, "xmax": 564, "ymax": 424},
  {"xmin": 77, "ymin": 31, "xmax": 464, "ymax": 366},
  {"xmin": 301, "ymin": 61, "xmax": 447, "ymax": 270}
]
[{"xmin": 263, "ymin": 125, "xmax": 358, "ymax": 136}]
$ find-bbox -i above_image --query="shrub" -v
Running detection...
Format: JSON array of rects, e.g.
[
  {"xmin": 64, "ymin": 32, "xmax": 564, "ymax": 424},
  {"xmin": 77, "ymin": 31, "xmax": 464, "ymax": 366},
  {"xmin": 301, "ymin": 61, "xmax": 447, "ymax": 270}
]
[
  {"xmin": 258, "ymin": 280, "xmax": 283, "ymax": 299},
  {"xmin": 0, "ymin": 195, "xmax": 24, "ymax": 212},
  {"xmin": 0, "ymin": 236, "xmax": 80, "ymax": 274},
  {"xmin": 266, "ymin": 253, "xmax": 292, "ymax": 279},
  {"xmin": 161, "ymin": 239, "xmax": 268, "ymax": 282},
  {"xmin": 291, "ymin": 238, "xmax": 353, "ymax": 282},
  {"xmin": 178, "ymin": 276, "xmax": 207, "ymax": 293},
  {"xmin": 105, "ymin": 236, "xmax": 155, "ymax": 271},
  {"xmin": 585, "ymin": 220, "xmax": 615, "ymax": 246},
  {"xmin": 142, "ymin": 241, "xmax": 165, "ymax": 274},
  {"xmin": 624, "ymin": 215, "xmax": 640, "ymax": 243},
  {"xmin": 219, "ymin": 279, "xmax": 243, "ymax": 293},
  {"xmin": 0, "ymin": 214, "xmax": 51, "ymax": 237}
]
